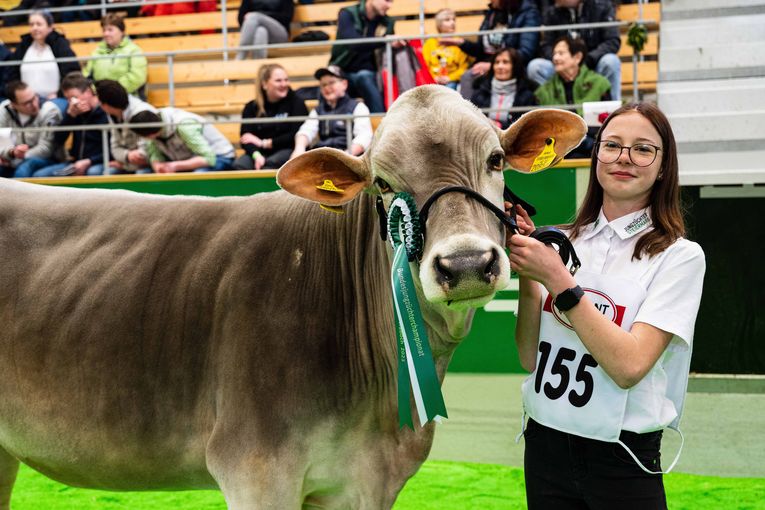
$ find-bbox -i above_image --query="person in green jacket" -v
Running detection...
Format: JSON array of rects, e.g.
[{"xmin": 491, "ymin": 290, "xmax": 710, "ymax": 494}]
[
  {"xmin": 84, "ymin": 13, "xmax": 147, "ymax": 96},
  {"xmin": 535, "ymin": 35, "xmax": 612, "ymax": 157}
]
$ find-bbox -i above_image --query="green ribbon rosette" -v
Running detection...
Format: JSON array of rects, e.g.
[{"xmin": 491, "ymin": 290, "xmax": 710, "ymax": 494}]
[{"xmin": 387, "ymin": 192, "xmax": 448, "ymax": 429}]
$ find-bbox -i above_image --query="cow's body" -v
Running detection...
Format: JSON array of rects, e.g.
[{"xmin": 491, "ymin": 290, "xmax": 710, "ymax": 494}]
[{"xmin": 0, "ymin": 86, "xmax": 585, "ymax": 509}]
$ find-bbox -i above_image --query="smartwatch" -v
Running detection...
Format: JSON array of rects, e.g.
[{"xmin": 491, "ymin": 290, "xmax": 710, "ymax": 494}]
[{"xmin": 554, "ymin": 285, "xmax": 584, "ymax": 312}]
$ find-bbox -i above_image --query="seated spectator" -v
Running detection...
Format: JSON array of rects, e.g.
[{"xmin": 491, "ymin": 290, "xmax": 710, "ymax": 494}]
[
  {"xmin": 129, "ymin": 108, "xmax": 235, "ymax": 173},
  {"xmin": 35, "ymin": 73, "xmax": 110, "ymax": 177},
  {"xmin": 422, "ymin": 9, "xmax": 472, "ymax": 90},
  {"xmin": 329, "ymin": 0, "xmax": 401, "ymax": 114},
  {"xmin": 0, "ymin": 80, "xmax": 64, "ymax": 178},
  {"xmin": 471, "ymin": 48, "xmax": 537, "ymax": 129},
  {"xmin": 236, "ymin": 0, "xmax": 294, "ymax": 61},
  {"xmin": 84, "ymin": 14, "xmax": 147, "ymax": 97},
  {"xmin": 233, "ymin": 64, "xmax": 308, "ymax": 171},
  {"xmin": 527, "ymin": 0, "xmax": 622, "ymax": 100},
  {"xmin": 95, "ymin": 79, "xmax": 156, "ymax": 174},
  {"xmin": 440, "ymin": 0, "xmax": 540, "ymax": 100},
  {"xmin": 0, "ymin": 40, "xmax": 11, "ymax": 103},
  {"xmin": 290, "ymin": 65, "xmax": 372, "ymax": 159},
  {"xmin": 534, "ymin": 36, "xmax": 610, "ymax": 157},
  {"xmin": 139, "ymin": 0, "xmax": 215, "ymax": 17},
  {"xmin": 8, "ymin": 10, "xmax": 81, "ymax": 101}
]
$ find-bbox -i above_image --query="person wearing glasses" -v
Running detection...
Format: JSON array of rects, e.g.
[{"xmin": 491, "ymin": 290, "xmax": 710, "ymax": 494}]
[{"xmin": 506, "ymin": 102, "xmax": 705, "ymax": 509}]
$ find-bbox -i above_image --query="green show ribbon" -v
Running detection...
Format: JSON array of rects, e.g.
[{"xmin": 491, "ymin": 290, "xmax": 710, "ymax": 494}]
[{"xmin": 388, "ymin": 193, "xmax": 448, "ymax": 429}]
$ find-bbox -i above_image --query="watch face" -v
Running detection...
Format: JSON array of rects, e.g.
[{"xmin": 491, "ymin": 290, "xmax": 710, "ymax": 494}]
[{"xmin": 554, "ymin": 285, "xmax": 583, "ymax": 313}]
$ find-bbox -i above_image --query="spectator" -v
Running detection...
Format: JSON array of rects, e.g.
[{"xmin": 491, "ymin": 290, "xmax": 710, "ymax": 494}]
[
  {"xmin": 236, "ymin": 0, "xmax": 294, "ymax": 61},
  {"xmin": 534, "ymin": 36, "xmax": 610, "ymax": 157},
  {"xmin": 233, "ymin": 64, "xmax": 308, "ymax": 171},
  {"xmin": 0, "ymin": 80, "xmax": 64, "ymax": 178},
  {"xmin": 95, "ymin": 79, "xmax": 155, "ymax": 174},
  {"xmin": 290, "ymin": 65, "xmax": 372, "ymax": 159},
  {"xmin": 139, "ymin": 0, "xmax": 215, "ymax": 17},
  {"xmin": 0, "ymin": 40, "xmax": 12, "ymax": 103},
  {"xmin": 422, "ymin": 9, "xmax": 472, "ymax": 90},
  {"xmin": 35, "ymin": 73, "xmax": 109, "ymax": 177},
  {"xmin": 441, "ymin": 0, "xmax": 540, "ymax": 100},
  {"xmin": 471, "ymin": 47, "xmax": 537, "ymax": 129},
  {"xmin": 129, "ymin": 108, "xmax": 235, "ymax": 173},
  {"xmin": 527, "ymin": 0, "xmax": 622, "ymax": 100},
  {"xmin": 329, "ymin": 0, "xmax": 400, "ymax": 114},
  {"xmin": 8, "ymin": 10, "xmax": 81, "ymax": 101},
  {"xmin": 84, "ymin": 14, "xmax": 147, "ymax": 97}
]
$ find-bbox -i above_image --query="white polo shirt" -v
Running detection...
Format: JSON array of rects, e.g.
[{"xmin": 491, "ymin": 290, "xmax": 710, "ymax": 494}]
[{"xmin": 568, "ymin": 207, "xmax": 706, "ymax": 432}]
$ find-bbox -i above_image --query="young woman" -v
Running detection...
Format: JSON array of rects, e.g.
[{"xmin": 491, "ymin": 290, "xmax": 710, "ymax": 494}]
[
  {"xmin": 233, "ymin": 63, "xmax": 308, "ymax": 171},
  {"xmin": 508, "ymin": 102, "xmax": 705, "ymax": 509},
  {"xmin": 470, "ymin": 47, "xmax": 536, "ymax": 129},
  {"xmin": 8, "ymin": 10, "xmax": 80, "ymax": 100}
]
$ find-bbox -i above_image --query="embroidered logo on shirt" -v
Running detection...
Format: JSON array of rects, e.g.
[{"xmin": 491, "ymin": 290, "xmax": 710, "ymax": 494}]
[{"xmin": 624, "ymin": 212, "xmax": 650, "ymax": 235}]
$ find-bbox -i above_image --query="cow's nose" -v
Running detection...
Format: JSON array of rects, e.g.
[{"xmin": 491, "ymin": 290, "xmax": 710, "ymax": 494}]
[{"xmin": 434, "ymin": 249, "xmax": 500, "ymax": 287}]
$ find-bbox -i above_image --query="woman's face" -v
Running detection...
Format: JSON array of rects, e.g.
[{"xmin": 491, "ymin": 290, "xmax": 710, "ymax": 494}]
[
  {"xmin": 596, "ymin": 111, "xmax": 664, "ymax": 211},
  {"xmin": 263, "ymin": 68, "xmax": 290, "ymax": 102},
  {"xmin": 493, "ymin": 51, "xmax": 513, "ymax": 81},
  {"xmin": 29, "ymin": 14, "xmax": 53, "ymax": 43},
  {"xmin": 103, "ymin": 24, "xmax": 124, "ymax": 48},
  {"xmin": 552, "ymin": 41, "xmax": 581, "ymax": 78}
]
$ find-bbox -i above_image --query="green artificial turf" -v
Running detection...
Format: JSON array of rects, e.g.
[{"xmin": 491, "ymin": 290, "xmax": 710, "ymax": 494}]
[{"xmin": 10, "ymin": 461, "xmax": 765, "ymax": 509}]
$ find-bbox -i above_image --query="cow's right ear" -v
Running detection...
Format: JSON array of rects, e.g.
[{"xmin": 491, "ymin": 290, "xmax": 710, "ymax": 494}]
[
  {"xmin": 276, "ymin": 148, "xmax": 371, "ymax": 206},
  {"xmin": 500, "ymin": 109, "xmax": 588, "ymax": 173}
]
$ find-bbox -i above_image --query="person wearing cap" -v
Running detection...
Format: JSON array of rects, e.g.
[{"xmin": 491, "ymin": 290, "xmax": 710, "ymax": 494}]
[{"xmin": 290, "ymin": 65, "xmax": 373, "ymax": 159}]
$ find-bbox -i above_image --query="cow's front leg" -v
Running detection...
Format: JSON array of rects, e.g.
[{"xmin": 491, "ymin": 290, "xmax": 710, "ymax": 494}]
[{"xmin": 0, "ymin": 447, "xmax": 19, "ymax": 510}]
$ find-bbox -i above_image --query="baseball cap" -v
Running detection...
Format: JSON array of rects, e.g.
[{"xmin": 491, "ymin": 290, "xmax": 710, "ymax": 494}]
[{"xmin": 314, "ymin": 65, "xmax": 346, "ymax": 81}]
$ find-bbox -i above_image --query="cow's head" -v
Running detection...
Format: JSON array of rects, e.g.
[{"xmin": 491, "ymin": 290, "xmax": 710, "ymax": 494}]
[{"xmin": 278, "ymin": 86, "xmax": 585, "ymax": 338}]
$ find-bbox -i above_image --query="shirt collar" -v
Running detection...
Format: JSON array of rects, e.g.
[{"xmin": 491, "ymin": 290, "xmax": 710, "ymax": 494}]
[{"xmin": 582, "ymin": 207, "xmax": 652, "ymax": 241}]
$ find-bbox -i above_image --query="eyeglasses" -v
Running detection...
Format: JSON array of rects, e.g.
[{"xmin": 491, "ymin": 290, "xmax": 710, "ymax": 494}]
[{"xmin": 596, "ymin": 140, "xmax": 662, "ymax": 167}]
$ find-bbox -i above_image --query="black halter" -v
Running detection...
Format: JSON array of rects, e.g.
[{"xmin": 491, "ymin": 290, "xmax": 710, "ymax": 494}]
[{"xmin": 376, "ymin": 185, "xmax": 581, "ymax": 274}]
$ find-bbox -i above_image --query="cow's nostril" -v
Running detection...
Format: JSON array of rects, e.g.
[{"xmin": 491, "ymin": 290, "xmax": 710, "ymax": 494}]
[
  {"xmin": 483, "ymin": 249, "xmax": 500, "ymax": 282},
  {"xmin": 434, "ymin": 256, "xmax": 454, "ymax": 284}
]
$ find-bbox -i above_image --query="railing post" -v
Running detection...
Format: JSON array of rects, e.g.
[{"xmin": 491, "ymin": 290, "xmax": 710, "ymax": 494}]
[
  {"xmin": 346, "ymin": 117, "xmax": 353, "ymax": 152},
  {"xmin": 418, "ymin": 0, "xmax": 425, "ymax": 37},
  {"xmin": 101, "ymin": 126, "xmax": 110, "ymax": 171},
  {"xmin": 167, "ymin": 54, "xmax": 175, "ymax": 107},
  {"xmin": 100, "ymin": 0, "xmax": 106, "ymax": 18},
  {"xmin": 222, "ymin": 0, "xmax": 229, "ymax": 63},
  {"xmin": 385, "ymin": 41, "xmax": 393, "ymax": 111}
]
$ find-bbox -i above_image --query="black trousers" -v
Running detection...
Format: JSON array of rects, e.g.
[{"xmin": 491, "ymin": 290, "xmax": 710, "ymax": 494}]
[{"xmin": 524, "ymin": 418, "xmax": 667, "ymax": 510}]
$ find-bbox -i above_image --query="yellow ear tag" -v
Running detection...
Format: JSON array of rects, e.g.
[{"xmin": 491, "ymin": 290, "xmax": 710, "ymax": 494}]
[
  {"xmin": 316, "ymin": 179, "xmax": 345, "ymax": 193},
  {"xmin": 319, "ymin": 204, "xmax": 345, "ymax": 214},
  {"xmin": 530, "ymin": 137, "xmax": 557, "ymax": 173}
]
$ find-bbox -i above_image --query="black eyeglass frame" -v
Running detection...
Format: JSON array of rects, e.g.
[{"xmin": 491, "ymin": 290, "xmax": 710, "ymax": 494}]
[{"xmin": 596, "ymin": 140, "xmax": 663, "ymax": 167}]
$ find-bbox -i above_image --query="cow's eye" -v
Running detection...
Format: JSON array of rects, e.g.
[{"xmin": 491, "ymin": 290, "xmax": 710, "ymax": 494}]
[
  {"xmin": 488, "ymin": 153, "xmax": 504, "ymax": 172},
  {"xmin": 375, "ymin": 178, "xmax": 393, "ymax": 193}
]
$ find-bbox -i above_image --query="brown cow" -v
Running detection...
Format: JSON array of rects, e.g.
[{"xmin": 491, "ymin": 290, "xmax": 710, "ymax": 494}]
[{"xmin": 0, "ymin": 85, "xmax": 585, "ymax": 509}]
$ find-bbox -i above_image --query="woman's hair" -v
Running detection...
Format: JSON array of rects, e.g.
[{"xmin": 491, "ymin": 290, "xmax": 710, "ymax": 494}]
[
  {"xmin": 29, "ymin": 9, "xmax": 54, "ymax": 27},
  {"xmin": 489, "ymin": 47, "xmax": 525, "ymax": 82},
  {"xmin": 253, "ymin": 63, "xmax": 286, "ymax": 118},
  {"xmin": 101, "ymin": 13, "xmax": 126, "ymax": 33},
  {"xmin": 553, "ymin": 35, "xmax": 588, "ymax": 67},
  {"xmin": 567, "ymin": 102, "xmax": 685, "ymax": 260}
]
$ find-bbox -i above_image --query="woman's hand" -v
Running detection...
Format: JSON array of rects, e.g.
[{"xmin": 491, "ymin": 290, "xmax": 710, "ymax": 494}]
[
  {"xmin": 508, "ymin": 234, "xmax": 575, "ymax": 295},
  {"xmin": 240, "ymin": 133, "xmax": 262, "ymax": 147},
  {"xmin": 471, "ymin": 61, "xmax": 491, "ymax": 76},
  {"xmin": 254, "ymin": 153, "xmax": 266, "ymax": 170},
  {"xmin": 504, "ymin": 201, "xmax": 536, "ymax": 245}
]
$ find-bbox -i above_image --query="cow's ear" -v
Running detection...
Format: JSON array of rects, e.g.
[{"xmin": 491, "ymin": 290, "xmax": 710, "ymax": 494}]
[
  {"xmin": 276, "ymin": 148, "xmax": 371, "ymax": 206},
  {"xmin": 500, "ymin": 109, "xmax": 588, "ymax": 173}
]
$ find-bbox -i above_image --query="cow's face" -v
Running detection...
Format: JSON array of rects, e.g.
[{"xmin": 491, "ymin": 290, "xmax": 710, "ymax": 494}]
[{"xmin": 278, "ymin": 86, "xmax": 585, "ymax": 334}]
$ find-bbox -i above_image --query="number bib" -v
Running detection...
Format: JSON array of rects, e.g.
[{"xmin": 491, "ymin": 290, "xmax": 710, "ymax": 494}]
[{"xmin": 522, "ymin": 271, "xmax": 647, "ymax": 442}]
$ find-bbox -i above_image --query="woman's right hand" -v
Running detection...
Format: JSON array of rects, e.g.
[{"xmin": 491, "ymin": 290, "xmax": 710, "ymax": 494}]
[
  {"xmin": 240, "ymin": 133, "xmax": 262, "ymax": 147},
  {"xmin": 254, "ymin": 153, "xmax": 266, "ymax": 170},
  {"xmin": 471, "ymin": 61, "xmax": 491, "ymax": 76},
  {"xmin": 504, "ymin": 201, "xmax": 536, "ymax": 245}
]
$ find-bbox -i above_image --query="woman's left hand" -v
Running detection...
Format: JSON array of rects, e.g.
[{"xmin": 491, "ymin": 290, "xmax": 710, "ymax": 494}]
[{"xmin": 507, "ymin": 233, "xmax": 574, "ymax": 292}]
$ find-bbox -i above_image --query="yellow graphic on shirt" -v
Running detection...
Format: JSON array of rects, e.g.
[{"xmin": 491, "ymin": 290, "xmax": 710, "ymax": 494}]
[{"xmin": 530, "ymin": 138, "xmax": 557, "ymax": 173}]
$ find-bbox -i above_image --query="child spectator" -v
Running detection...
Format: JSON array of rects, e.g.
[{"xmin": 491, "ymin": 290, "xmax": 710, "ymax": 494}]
[
  {"xmin": 35, "ymin": 72, "xmax": 110, "ymax": 177},
  {"xmin": 422, "ymin": 9, "xmax": 472, "ymax": 90},
  {"xmin": 95, "ymin": 79, "xmax": 156, "ymax": 174},
  {"xmin": 84, "ymin": 14, "xmax": 147, "ymax": 97},
  {"xmin": 290, "ymin": 65, "xmax": 372, "ymax": 159},
  {"xmin": 0, "ymin": 80, "xmax": 64, "ymax": 178},
  {"xmin": 233, "ymin": 64, "xmax": 308, "ymax": 171},
  {"xmin": 129, "ymin": 108, "xmax": 235, "ymax": 173}
]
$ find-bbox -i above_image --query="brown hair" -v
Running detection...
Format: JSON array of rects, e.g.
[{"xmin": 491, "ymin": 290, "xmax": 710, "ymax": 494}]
[
  {"xmin": 553, "ymin": 35, "xmax": 588, "ymax": 67},
  {"xmin": 567, "ymin": 102, "xmax": 685, "ymax": 260},
  {"xmin": 253, "ymin": 63, "xmax": 286, "ymax": 117},
  {"xmin": 100, "ymin": 13, "xmax": 126, "ymax": 33},
  {"xmin": 489, "ymin": 47, "xmax": 526, "ymax": 81}
]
